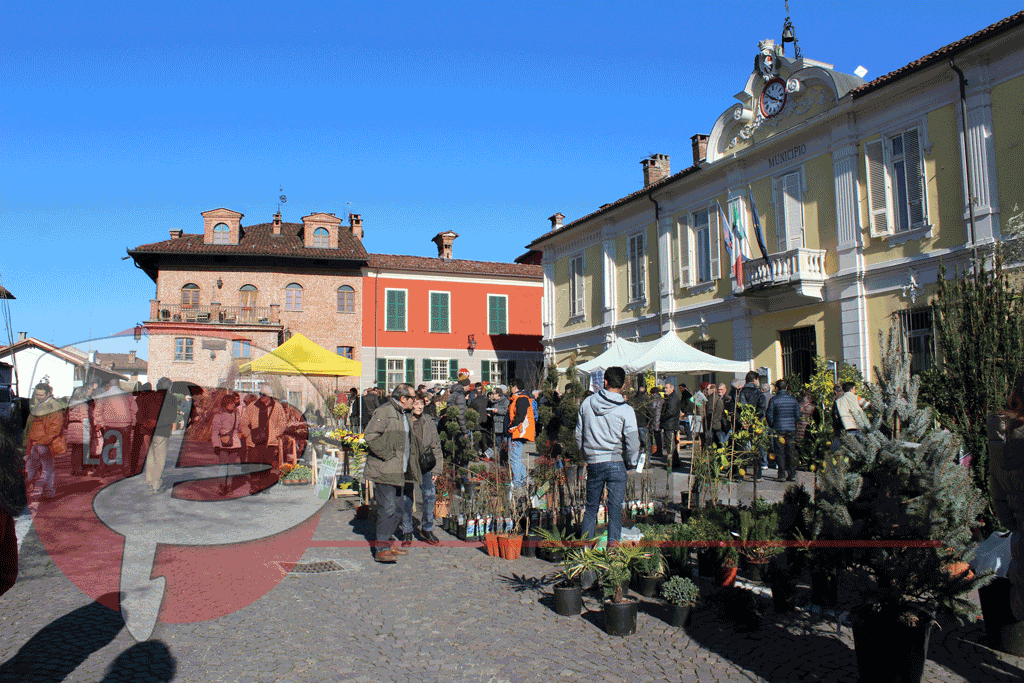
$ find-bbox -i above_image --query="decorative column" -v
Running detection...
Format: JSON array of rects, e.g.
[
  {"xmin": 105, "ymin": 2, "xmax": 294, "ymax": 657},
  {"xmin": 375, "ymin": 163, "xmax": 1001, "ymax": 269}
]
[
  {"xmin": 960, "ymin": 84, "xmax": 1000, "ymax": 245},
  {"xmin": 601, "ymin": 229, "xmax": 617, "ymax": 328},
  {"xmin": 541, "ymin": 257, "xmax": 555, "ymax": 342}
]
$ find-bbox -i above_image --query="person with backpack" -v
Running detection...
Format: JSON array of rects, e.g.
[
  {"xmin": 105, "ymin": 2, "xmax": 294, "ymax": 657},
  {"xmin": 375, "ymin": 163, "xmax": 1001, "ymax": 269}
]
[
  {"xmin": 735, "ymin": 370, "xmax": 769, "ymax": 480},
  {"xmin": 240, "ymin": 384, "xmax": 287, "ymax": 495}
]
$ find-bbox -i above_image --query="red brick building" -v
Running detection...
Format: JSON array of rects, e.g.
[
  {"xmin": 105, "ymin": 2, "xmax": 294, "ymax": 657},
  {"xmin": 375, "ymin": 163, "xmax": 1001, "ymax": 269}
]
[{"xmin": 129, "ymin": 208, "xmax": 543, "ymax": 408}]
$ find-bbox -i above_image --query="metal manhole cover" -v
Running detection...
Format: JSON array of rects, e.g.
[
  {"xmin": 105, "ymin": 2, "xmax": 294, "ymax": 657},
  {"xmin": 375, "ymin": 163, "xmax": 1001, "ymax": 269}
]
[{"xmin": 277, "ymin": 559, "xmax": 361, "ymax": 575}]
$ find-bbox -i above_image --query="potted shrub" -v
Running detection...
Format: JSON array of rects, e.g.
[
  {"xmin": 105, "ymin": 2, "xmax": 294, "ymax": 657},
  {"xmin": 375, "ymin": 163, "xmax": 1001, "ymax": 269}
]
[
  {"xmin": 665, "ymin": 522, "xmax": 697, "ymax": 574},
  {"xmin": 632, "ymin": 544, "xmax": 666, "ymax": 598},
  {"xmin": 596, "ymin": 543, "xmax": 647, "ymax": 636},
  {"xmin": 660, "ymin": 576, "xmax": 700, "ymax": 627},
  {"xmin": 279, "ymin": 464, "xmax": 311, "ymax": 485},
  {"xmin": 737, "ymin": 508, "xmax": 783, "ymax": 583},
  {"xmin": 552, "ymin": 545, "xmax": 603, "ymax": 616},
  {"xmin": 686, "ymin": 517, "xmax": 725, "ymax": 578},
  {"xmin": 815, "ymin": 333, "xmax": 995, "ymax": 683}
]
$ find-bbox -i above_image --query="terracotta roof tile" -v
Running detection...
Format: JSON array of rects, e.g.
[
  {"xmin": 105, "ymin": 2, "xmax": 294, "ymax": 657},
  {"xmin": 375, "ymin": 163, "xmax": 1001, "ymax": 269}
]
[
  {"xmin": 92, "ymin": 352, "xmax": 148, "ymax": 372},
  {"xmin": 0, "ymin": 286, "xmax": 13, "ymax": 300},
  {"xmin": 130, "ymin": 222, "xmax": 368, "ymax": 261},
  {"xmin": 366, "ymin": 253, "xmax": 542, "ymax": 278},
  {"xmin": 851, "ymin": 11, "xmax": 1024, "ymax": 98}
]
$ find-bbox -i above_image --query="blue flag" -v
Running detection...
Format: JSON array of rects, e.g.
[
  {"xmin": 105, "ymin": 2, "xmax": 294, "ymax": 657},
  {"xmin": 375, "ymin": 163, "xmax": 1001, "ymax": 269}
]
[{"xmin": 747, "ymin": 185, "xmax": 772, "ymax": 265}]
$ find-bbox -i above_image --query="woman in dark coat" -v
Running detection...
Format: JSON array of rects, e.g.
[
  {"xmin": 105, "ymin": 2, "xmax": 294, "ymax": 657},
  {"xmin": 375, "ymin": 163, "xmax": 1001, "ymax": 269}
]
[{"xmin": 988, "ymin": 372, "xmax": 1024, "ymax": 621}]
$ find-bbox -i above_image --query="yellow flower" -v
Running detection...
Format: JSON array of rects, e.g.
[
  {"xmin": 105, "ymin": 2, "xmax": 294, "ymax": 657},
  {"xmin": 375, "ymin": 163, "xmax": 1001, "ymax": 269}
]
[
  {"xmin": 738, "ymin": 468, "xmax": 746, "ymax": 476},
  {"xmin": 778, "ymin": 436, "xmax": 786, "ymax": 445},
  {"xmin": 810, "ymin": 464, "xmax": 816, "ymax": 472}
]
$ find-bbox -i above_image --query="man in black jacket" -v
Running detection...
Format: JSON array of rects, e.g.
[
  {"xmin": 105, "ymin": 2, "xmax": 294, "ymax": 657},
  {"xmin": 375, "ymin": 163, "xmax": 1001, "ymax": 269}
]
[
  {"xmin": 766, "ymin": 379, "xmax": 802, "ymax": 481},
  {"xmin": 736, "ymin": 370, "xmax": 769, "ymax": 479},
  {"xmin": 660, "ymin": 383, "xmax": 681, "ymax": 468},
  {"xmin": 361, "ymin": 388, "xmax": 380, "ymax": 431}
]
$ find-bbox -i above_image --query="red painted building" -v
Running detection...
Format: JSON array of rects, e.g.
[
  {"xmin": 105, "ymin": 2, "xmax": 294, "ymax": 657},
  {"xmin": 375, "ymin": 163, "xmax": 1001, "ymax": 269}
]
[{"xmin": 362, "ymin": 232, "xmax": 543, "ymax": 392}]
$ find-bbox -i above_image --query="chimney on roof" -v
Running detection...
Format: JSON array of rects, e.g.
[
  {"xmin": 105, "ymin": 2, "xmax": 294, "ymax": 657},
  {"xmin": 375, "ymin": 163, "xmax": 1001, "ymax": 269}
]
[
  {"xmin": 17, "ymin": 332, "xmax": 26, "ymax": 341},
  {"xmin": 432, "ymin": 231, "xmax": 458, "ymax": 259},
  {"xmin": 89, "ymin": 350, "xmax": 97, "ymax": 363},
  {"xmin": 169, "ymin": 229, "xmax": 183, "ymax": 239},
  {"xmin": 272, "ymin": 211, "xmax": 282, "ymax": 235},
  {"xmin": 691, "ymin": 134, "xmax": 709, "ymax": 165},
  {"xmin": 548, "ymin": 213, "xmax": 564, "ymax": 230},
  {"xmin": 129, "ymin": 350, "xmax": 136, "ymax": 362},
  {"xmin": 349, "ymin": 213, "xmax": 363, "ymax": 240},
  {"xmin": 642, "ymin": 154, "xmax": 670, "ymax": 187}
]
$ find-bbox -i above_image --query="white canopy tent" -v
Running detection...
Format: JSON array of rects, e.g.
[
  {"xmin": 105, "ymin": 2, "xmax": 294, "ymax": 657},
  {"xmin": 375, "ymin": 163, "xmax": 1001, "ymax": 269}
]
[{"xmin": 576, "ymin": 331, "xmax": 750, "ymax": 376}]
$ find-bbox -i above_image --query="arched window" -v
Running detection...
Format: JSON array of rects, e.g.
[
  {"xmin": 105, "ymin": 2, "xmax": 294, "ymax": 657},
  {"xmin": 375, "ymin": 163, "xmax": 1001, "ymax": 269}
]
[
  {"xmin": 285, "ymin": 283, "xmax": 303, "ymax": 311},
  {"xmin": 337, "ymin": 285, "xmax": 355, "ymax": 313},
  {"xmin": 313, "ymin": 227, "xmax": 329, "ymax": 248},
  {"xmin": 213, "ymin": 222, "xmax": 230, "ymax": 244},
  {"xmin": 181, "ymin": 283, "xmax": 200, "ymax": 307}
]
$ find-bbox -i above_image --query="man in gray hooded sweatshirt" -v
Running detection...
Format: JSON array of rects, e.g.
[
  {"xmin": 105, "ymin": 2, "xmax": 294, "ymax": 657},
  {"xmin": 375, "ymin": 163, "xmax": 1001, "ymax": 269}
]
[{"xmin": 576, "ymin": 366, "xmax": 640, "ymax": 544}]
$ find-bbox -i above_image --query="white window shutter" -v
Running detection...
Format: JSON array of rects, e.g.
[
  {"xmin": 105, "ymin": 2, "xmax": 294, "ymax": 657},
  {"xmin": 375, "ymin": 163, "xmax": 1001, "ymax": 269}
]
[
  {"xmin": 708, "ymin": 203, "xmax": 721, "ymax": 281},
  {"xmin": 904, "ymin": 128, "xmax": 926, "ymax": 226},
  {"xmin": 677, "ymin": 217, "xmax": 690, "ymax": 287},
  {"xmin": 639, "ymin": 234, "xmax": 646, "ymax": 301},
  {"xmin": 784, "ymin": 171, "xmax": 804, "ymax": 250},
  {"xmin": 865, "ymin": 139, "xmax": 890, "ymax": 237},
  {"xmin": 578, "ymin": 256, "xmax": 586, "ymax": 316},
  {"xmin": 774, "ymin": 176, "xmax": 787, "ymax": 252}
]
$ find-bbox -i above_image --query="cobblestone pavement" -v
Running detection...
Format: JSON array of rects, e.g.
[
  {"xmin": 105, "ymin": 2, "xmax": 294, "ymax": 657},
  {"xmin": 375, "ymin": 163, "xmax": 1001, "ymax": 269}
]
[{"xmin": 3, "ymin": 490, "xmax": 1024, "ymax": 683}]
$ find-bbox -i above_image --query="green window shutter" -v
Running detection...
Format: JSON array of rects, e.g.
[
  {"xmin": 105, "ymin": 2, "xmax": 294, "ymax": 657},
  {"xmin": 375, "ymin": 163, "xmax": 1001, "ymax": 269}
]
[
  {"xmin": 489, "ymin": 296, "xmax": 507, "ymax": 335},
  {"xmin": 385, "ymin": 291, "xmax": 396, "ymax": 330},
  {"xmin": 481, "ymin": 361, "xmax": 490, "ymax": 382},
  {"xmin": 507, "ymin": 360, "xmax": 517, "ymax": 385},
  {"xmin": 449, "ymin": 359, "xmax": 458, "ymax": 381},
  {"xmin": 423, "ymin": 359, "xmax": 432, "ymax": 382},
  {"xmin": 376, "ymin": 358, "xmax": 387, "ymax": 390},
  {"xmin": 386, "ymin": 291, "xmax": 406, "ymax": 331},
  {"xmin": 406, "ymin": 358, "xmax": 415, "ymax": 384},
  {"xmin": 430, "ymin": 292, "xmax": 449, "ymax": 333},
  {"xmin": 398, "ymin": 292, "xmax": 406, "ymax": 331}
]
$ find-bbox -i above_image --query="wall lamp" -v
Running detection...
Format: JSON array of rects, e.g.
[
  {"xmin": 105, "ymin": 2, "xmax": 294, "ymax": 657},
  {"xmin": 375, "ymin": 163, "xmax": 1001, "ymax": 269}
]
[{"xmin": 467, "ymin": 334, "xmax": 477, "ymax": 355}]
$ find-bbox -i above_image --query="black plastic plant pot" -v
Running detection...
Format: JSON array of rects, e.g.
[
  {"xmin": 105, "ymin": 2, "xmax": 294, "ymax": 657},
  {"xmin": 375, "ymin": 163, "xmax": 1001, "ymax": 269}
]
[
  {"xmin": 457, "ymin": 523, "xmax": 468, "ymax": 541},
  {"xmin": 852, "ymin": 607, "xmax": 934, "ymax": 683},
  {"xmin": 522, "ymin": 537, "xmax": 536, "ymax": 558},
  {"xmin": 669, "ymin": 604, "xmax": 692, "ymax": 628},
  {"xmin": 746, "ymin": 561, "xmax": 767, "ymax": 583},
  {"xmin": 770, "ymin": 580, "xmax": 796, "ymax": 613},
  {"xmin": 979, "ymin": 577, "xmax": 1024, "ymax": 656},
  {"xmin": 810, "ymin": 570, "xmax": 839, "ymax": 608},
  {"xmin": 603, "ymin": 599, "xmax": 639, "ymax": 636},
  {"xmin": 635, "ymin": 574, "xmax": 665, "ymax": 598},
  {"xmin": 554, "ymin": 584, "xmax": 583, "ymax": 616},
  {"xmin": 697, "ymin": 551, "xmax": 716, "ymax": 577}
]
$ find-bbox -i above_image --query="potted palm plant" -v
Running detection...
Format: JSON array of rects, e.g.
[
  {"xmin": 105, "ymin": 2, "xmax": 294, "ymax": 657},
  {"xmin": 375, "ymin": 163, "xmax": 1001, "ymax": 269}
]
[
  {"xmin": 596, "ymin": 543, "xmax": 647, "ymax": 636},
  {"xmin": 553, "ymin": 545, "xmax": 603, "ymax": 616},
  {"xmin": 660, "ymin": 575, "xmax": 701, "ymax": 627}
]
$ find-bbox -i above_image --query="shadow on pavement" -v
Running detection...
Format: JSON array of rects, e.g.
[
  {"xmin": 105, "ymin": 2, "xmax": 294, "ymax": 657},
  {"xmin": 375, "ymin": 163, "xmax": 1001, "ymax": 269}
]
[
  {"xmin": 498, "ymin": 572, "xmax": 559, "ymax": 594},
  {"xmin": 0, "ymin": 593, "xmax": 124, "ymax": 683},
  {"xmin": 926, "ymin": 615, "xmax": 1024, "ymax": 682},
  {"xmin": 98, "ymin": 640, "xmax": 176, "ymax": 683}
]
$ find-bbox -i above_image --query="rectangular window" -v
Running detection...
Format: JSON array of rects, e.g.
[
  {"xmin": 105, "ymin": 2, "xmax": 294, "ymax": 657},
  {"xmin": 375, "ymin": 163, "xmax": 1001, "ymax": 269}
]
[
  {"xmin": 213, "ymin": 231, "xmax": 230, "ymax": 245},
  {"xmin": 780, "ymin": 326, "xmax": 817, "ymax": 385},
  {"xmin": 488, "ymin": 295, "xmax": 507, "ymax": 335},
  {"xmin": 430, "ymin": 292, "xmax": 450, "ymax": 333},
  {"xmin": 487, "ymin": 360, "xmax": 505, "ymax": 386},
  {"xmin": 866, "ymin": 127, "xmax": 926, "ymax": 237},
  {"xmin": 775, "ymin": 170, "xmax": 804, "ymax": 251},
  {"xmin": 232, "ymin": 340, "xmax": 251, "ymax": 358},
  {"xmin": 285, "ymin": 286, "xmax": 303, "ymax": 311},
  {"xmin": 336, "ymin": 346, "xmax": 354, "ymax": 360},
  {"xmin": 431, "ymin": 359, "xmax": 449, "ymax": 381},
  {"xmin": 336, "ymin": 287, "xmax": 355, "ymax": 313},
  {"xmin": 627, "ymin": 233, "xmax": 646, "ymax": 303},
  {"xmin": 174, "ymin": 337, "xmax": 194, "ymax": 362},
  {"xmin": 288, "ymin": 391, "xmax": 302, "ymax": 408},
  {"xmin": 385, "ymin": 290, "xmax": 407, "ymax": 331},
  {"xmin": 898, "ymin": 308, "xmax": 935, "ymax": 375},
  {"xmin": 694, "ymin": 209, "xmax": 711, "ymax": 283},
  {"xmin": 696, "ymin": 339, "xmax": 717, "ymax": 387},
  {"xmin": 569, "ymin": 254, "xmax": 585, "ymax": 317},
  {"xmin": 386, "ymin": 358, "xmax": 405, "ymax": 392},
  {"xmin": 234, "ymin": 378, "xmax": 260, "ymax": 393}
]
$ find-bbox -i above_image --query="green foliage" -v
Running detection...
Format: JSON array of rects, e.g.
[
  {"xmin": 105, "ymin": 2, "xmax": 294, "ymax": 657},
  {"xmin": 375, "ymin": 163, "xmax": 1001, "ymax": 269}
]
[
  {"xmin": 595, "ymin": 543, "xmax": 648, "ymax": 603},
  {"xmin": 665, "ymin": 522, "xmax": 697, "ymax": 565},
  {"xmin": 556, "ymin": 357, "xmax": 587, "ymax": 465},
  {"xmin": 930, "ymin": 254, "xmax": 1024, "ymax": 526},
  {"xmin": 688, "ymin": 514, "xmax": 736, "ymax": 566},
  {"xmin": 661, "ymin": 576, "xmax": 701, "ymax": 607},
  {"xmin": 634, "ymin": 545, "xmax": 665, "ymax": 577},
  {"xmin": 737, "ymin": 509, "xmax": 783, "ymax": 564},
  {"xmin": 534, "ymin": 363, "xmax": 561, "ymax": 459},
  {"xmin": 558, "ymin": 545, "xmax": 603, "ymax": 586},
  {"xmin": 281, "ymin": 464, "xmax": 312, "ymax": 481},
  {"xmin": 815, "ymin": 329, "xmax": 995, "ymax": 623}
]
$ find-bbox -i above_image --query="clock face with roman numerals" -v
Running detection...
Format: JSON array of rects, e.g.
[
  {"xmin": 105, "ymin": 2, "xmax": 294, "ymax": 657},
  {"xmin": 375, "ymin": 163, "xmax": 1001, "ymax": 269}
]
[{"xmin": 759, "ymin": 78, "xmax": 788, "ymax": 118}]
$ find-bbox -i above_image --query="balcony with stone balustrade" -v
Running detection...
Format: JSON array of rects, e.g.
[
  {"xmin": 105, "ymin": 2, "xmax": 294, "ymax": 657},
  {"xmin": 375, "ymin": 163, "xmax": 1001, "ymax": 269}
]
[{"xmin": 736, "ymin": 247, "xmax": 828, "ymax": 311}]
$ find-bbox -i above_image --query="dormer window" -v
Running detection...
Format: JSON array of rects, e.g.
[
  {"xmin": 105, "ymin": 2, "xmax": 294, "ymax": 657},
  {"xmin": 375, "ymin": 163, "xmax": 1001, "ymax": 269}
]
[
  {"xmin": 313, "ymin": 228, "xmax": 329, "ymax": 248},
  {"xmin": 213, "ymin": 223, "xmax": 230, "ymax": 244},
  {"xmin": 181, "ymin": 283, "xmax": 200, "ymax": 307}
]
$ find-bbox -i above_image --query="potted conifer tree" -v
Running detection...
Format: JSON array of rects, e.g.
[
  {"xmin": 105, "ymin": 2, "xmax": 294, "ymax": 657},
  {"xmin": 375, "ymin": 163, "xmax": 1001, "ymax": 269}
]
[{"xmin": 816, "ymin": 332, "xmax": 994, "ymax": 683}]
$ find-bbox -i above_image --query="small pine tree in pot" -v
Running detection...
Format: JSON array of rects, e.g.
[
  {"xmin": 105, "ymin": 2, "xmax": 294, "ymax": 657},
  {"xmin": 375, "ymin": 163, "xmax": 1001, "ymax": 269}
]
[
  {"xmin": 817, "ymin": 331, "xmax": 995, "ymax": 683},
  {"xmin": 660, "ymin": 576, "xmax": 701, "ymax": 627}
]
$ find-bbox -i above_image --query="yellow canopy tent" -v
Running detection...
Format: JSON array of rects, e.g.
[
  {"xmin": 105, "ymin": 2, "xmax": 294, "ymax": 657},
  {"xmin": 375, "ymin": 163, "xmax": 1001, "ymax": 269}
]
[{"xmin": 239, "ymin": 332, "xmax": 362, "ymax": 377}]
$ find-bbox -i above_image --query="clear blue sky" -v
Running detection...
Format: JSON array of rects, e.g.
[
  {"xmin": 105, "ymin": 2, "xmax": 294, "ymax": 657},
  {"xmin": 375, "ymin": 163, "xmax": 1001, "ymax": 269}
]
[{"xmin": 1, "ymin": 0, "xmax": 1015, "ymax": 358}]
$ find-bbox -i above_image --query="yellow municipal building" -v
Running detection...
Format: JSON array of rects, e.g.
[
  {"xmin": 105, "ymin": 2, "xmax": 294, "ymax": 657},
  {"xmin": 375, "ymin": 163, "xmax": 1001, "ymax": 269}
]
[{"xmin": 528, "ymin": 12, "xmax": 1024, "ymax": 388}]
